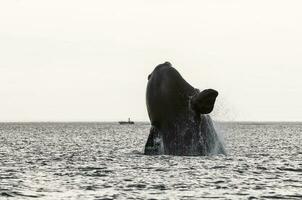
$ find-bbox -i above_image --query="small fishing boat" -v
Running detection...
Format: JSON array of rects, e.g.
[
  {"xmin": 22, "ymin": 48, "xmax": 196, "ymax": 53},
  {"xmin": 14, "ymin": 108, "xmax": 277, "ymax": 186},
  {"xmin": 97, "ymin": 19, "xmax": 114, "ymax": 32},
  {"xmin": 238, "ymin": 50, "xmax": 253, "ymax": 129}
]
[{"xmin": 118, "ymin": 118, "xmax": 134, "ymax": 125}]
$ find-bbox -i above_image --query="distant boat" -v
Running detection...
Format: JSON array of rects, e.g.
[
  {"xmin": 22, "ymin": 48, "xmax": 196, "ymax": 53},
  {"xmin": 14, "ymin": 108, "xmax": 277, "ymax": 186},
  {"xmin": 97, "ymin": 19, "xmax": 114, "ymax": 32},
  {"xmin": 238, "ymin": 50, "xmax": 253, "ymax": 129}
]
[{"xmin": 118, "ymin": 118, "xmax": 134, "ymax": 125}]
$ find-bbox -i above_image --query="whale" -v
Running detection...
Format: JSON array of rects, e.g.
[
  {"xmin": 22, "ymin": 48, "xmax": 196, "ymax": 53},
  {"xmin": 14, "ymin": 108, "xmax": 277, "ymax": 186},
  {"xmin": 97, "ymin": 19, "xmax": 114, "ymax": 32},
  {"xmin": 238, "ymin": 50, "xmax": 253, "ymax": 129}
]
[{"xmin": 144, "ymin": 62, "xmax": 226, "ymax": 156}]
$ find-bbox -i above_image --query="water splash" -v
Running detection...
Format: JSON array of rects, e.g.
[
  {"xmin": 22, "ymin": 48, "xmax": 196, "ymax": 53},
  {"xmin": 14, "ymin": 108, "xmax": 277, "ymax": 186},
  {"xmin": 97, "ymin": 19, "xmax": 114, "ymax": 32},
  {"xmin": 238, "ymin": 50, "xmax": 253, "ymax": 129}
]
[{"xmin": 200, "ymin": 115, "xmax": 227, "ymax": 155}]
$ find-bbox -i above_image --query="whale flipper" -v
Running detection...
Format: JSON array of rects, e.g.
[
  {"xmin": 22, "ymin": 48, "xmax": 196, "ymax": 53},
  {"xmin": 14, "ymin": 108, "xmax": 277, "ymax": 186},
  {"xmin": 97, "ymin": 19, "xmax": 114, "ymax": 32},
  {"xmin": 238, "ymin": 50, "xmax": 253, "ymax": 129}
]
[
  {"xmin": 191, "ymin": 89, "xmax": 218, "ymax": 114},
  {"xmin": 144, "ymin": 126, "xmax": 162, "ymax": 155}
]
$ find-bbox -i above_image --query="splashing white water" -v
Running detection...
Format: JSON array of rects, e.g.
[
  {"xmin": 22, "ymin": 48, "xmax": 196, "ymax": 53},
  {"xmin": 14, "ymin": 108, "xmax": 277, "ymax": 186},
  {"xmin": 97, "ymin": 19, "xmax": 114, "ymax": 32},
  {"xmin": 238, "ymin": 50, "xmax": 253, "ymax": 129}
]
[{"xmin": 201, "ymin": 115, "xmax": 227, "ymax": 155}]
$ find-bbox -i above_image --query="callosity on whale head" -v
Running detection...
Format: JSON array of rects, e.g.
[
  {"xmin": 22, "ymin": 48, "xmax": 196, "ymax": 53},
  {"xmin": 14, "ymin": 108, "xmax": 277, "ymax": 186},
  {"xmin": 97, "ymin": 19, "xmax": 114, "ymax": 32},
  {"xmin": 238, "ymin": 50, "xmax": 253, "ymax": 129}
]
[{"xmin": 144, "ymin": 62, "xmax": 226, "ymax": 156}]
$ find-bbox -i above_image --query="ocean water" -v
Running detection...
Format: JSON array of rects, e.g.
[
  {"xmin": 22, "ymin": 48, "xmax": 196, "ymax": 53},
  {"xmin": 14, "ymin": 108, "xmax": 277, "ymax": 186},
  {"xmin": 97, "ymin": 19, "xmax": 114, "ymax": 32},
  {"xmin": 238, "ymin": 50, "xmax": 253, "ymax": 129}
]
[{"xmin": 0, "ymin": 122, "xmax": 301, "ymax": 199}]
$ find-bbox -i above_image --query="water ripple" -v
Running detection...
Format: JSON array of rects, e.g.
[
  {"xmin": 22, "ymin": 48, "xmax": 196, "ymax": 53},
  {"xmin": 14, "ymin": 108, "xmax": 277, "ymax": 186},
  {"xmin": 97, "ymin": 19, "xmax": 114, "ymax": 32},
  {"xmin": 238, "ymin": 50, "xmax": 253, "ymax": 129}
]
[{"xmin": 0, "ymin": 122, "xmax": 301, "ymax": 199}]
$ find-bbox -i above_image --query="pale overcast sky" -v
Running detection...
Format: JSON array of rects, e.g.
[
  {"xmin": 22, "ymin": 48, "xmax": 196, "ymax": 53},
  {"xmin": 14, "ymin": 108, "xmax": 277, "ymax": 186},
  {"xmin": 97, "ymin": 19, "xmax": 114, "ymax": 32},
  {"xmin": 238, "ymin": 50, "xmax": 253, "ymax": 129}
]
[{"xmin": 1, "ymin": 0, "xmax": 302, "ymax": 122}]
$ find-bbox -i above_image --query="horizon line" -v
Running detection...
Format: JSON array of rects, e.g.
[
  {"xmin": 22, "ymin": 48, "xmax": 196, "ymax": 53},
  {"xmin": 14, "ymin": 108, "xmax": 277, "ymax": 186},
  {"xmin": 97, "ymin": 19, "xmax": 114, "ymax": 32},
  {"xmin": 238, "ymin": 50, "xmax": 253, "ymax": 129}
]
[{"xmin": 1, "ymin": 120, "xmax": 302, "ymax": 124}]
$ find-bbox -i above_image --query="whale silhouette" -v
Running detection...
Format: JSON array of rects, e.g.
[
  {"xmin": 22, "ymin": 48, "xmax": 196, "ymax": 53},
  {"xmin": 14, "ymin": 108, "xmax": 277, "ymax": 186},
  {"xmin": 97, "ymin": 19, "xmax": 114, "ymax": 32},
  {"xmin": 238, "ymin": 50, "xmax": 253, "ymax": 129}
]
[{"xmin": 144, "ymin": 62, "xmax": 226, "ymax": 156}]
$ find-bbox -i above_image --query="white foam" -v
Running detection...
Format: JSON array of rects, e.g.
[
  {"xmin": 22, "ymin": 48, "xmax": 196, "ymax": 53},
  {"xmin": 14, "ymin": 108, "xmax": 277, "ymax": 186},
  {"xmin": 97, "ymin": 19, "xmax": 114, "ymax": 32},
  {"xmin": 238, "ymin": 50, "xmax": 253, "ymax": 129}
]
[{"xmin": 202, "ymin": 115, "xmax": 227, "ymax": 155}]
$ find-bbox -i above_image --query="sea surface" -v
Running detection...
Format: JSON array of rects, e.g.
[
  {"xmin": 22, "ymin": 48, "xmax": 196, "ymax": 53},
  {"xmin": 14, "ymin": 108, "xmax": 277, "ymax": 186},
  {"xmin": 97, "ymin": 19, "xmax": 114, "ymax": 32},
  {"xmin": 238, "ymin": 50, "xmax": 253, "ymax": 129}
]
[{"xmin": 0, "ymin": 122, "xmax": 301, "ymax": 199}]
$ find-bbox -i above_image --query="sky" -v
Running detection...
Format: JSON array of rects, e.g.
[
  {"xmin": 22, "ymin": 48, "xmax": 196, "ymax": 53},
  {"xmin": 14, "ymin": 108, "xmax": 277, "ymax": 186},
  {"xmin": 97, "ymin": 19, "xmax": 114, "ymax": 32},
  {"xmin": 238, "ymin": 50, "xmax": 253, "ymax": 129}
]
[{"xmin": 0, "ymin": 0, "xmax": 302, "ymax": 122}]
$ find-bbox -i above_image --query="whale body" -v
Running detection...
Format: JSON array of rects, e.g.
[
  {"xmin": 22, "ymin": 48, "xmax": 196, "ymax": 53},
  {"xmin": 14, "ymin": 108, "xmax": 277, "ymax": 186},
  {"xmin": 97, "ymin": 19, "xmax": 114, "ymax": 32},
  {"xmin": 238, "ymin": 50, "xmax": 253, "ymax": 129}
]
[{"xmin": 144, "ymin": 62, "xmax": 226, "ymax": 156}]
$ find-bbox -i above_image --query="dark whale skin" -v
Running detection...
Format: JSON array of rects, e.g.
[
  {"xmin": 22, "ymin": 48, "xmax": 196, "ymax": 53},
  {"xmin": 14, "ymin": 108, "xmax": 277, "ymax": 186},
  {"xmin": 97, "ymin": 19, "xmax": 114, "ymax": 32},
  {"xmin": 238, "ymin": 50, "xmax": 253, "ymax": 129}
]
[{"xmin": 144, "ymin": 62, "xmax": 221, "ymax": 156}]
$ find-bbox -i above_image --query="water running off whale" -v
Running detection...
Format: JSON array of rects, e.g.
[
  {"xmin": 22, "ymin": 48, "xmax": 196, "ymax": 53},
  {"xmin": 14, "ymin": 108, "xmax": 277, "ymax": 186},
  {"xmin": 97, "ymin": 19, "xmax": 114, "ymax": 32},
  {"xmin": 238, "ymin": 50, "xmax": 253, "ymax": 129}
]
[
  {"xmin": 200, "ymin": 115, "xmax": 226, "ymax": 155},
  {"xmin": 144, "ymin": 62, "xmax": 226, "ymax": 156}
]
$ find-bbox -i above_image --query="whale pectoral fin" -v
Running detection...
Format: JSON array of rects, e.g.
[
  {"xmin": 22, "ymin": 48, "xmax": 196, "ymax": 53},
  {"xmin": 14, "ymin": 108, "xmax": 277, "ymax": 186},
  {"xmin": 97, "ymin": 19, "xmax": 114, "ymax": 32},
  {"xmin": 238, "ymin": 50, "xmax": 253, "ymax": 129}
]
[
  {"xmin": 191, "ymin": 89, "xmax": 218, "ymax": 114},
  {"xmin": 144, "ymin": 126, "xmax": 162, "ymax": 155}
]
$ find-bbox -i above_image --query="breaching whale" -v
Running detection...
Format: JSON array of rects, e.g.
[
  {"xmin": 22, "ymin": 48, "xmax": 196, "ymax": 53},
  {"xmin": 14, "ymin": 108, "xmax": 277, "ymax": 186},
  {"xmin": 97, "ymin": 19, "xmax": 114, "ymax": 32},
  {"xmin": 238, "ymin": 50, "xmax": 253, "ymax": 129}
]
[{"xmin": 144, "ymin": 62, "xmax": 226, "ymax": 156}]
